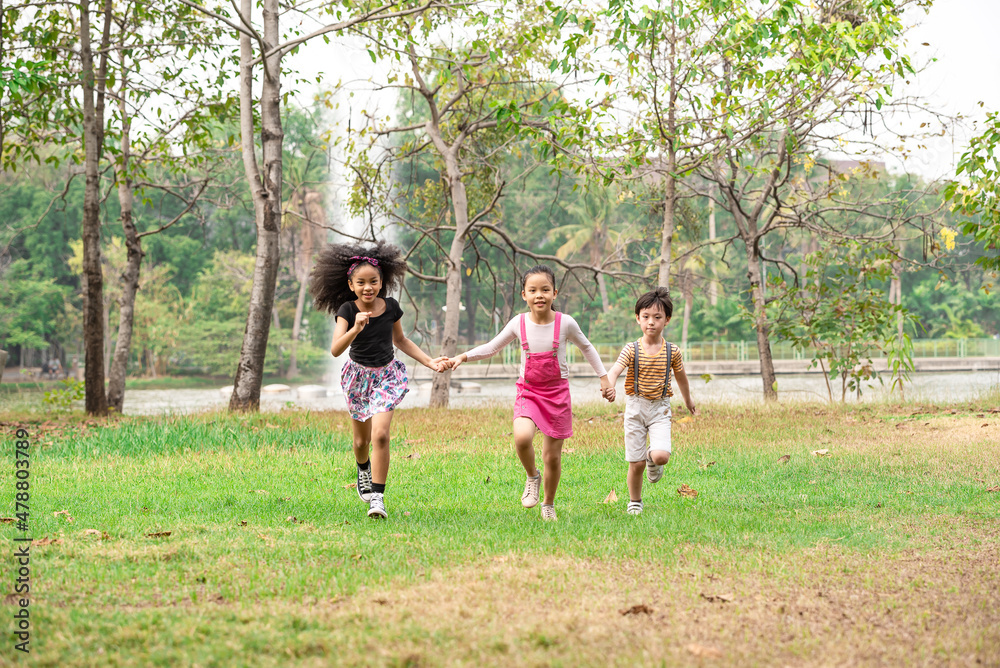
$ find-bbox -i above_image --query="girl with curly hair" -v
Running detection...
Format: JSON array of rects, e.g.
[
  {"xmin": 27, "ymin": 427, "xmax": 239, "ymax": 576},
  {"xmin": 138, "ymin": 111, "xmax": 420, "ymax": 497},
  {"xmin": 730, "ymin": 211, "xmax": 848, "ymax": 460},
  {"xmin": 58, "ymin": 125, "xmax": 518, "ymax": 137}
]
[{"xmin": 311, "ymin": 241, "xmax": 448, "ymax": 519}]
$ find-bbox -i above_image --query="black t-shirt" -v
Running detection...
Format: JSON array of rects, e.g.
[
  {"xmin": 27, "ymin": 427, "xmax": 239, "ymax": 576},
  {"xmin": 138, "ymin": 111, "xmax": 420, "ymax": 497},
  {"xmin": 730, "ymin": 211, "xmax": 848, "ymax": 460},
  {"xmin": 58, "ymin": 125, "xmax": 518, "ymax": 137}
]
[{"xmin": 336, "ymin": 297, "xmax": 404, "ymax": 368}]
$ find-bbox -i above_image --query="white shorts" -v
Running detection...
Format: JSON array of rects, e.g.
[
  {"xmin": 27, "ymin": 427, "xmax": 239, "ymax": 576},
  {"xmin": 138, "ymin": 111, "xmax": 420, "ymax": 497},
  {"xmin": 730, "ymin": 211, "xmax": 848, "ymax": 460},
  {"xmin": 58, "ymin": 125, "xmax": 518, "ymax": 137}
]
[{"xmin": 624, "ymin": 394, "xmax": 672, "ymax": 462}]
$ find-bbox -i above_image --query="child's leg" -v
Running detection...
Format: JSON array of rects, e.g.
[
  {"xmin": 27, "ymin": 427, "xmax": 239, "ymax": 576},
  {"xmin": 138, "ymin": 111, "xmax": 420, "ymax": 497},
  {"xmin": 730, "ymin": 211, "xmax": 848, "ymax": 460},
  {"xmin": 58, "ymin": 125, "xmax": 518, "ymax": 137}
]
[
  {"xmin": 369, "ymin": 410, "xmax": 395, "ymax": 486},
  {"xmin": 512, "ymin": 417, "xmax": 539, "ymax": 477},
  {"xmin": 540, "ymin": 435, "xmax": 564, "ymax": 505},
  {"xmin": 351, "ymin": 418, "xmax": 373, "ymax": 465},
  {"xmin": 627, "ymin": 460, "xmax": 646, "ymax": 501}
]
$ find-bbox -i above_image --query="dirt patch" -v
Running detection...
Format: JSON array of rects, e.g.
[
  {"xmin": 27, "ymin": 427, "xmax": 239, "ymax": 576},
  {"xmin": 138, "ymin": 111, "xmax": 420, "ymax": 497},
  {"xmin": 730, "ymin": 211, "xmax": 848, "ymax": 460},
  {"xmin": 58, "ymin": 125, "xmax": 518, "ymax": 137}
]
[{"xmin": 152, "ymin": 543, "xmax": 997, "ymax": 667}]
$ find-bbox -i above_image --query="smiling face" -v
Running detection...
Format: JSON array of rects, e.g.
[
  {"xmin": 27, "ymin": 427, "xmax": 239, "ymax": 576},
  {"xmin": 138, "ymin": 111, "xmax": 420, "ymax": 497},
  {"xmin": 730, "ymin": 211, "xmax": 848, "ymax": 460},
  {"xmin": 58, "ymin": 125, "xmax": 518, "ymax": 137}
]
[
  {"xmin": 521, "ymin": 272, "xmax": 557, "ymax": 316},
  {"xmin": 347, "ymin": 264, "xmax": 382, "ymax": 307},
  {"xmin": 636, "ymin": 303, "xmax": 669, "ymax": 340}
]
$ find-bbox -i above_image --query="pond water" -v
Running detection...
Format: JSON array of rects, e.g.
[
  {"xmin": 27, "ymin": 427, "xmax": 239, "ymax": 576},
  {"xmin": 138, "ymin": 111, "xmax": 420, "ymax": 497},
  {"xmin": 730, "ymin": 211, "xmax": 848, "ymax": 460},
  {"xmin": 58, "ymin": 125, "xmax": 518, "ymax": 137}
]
[{"xmin": 41, "ymin": 369, "xmax": 999, "ymax": 416}]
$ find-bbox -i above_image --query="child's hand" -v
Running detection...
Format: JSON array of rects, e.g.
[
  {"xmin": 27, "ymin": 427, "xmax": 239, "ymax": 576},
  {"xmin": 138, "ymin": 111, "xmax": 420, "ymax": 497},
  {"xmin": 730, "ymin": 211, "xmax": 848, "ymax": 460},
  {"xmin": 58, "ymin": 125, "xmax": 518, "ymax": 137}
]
[
  {"xmin": 429, "ymin": 356, "xmax": 450, "ymax": 372},
  {"xmin": 686, "ymin": 401, "xmax": 697, "ymax": 416},
  {"xmin": 603, "ymin": 387, "xmax": 616, "ymax": 402},
  {"xmin": 448, "ymin": 355, "xmax": 465, "ymax": 370},
  {"xmin": 353, "ymin": 312, "xmax": 372, "ymax": 332}
]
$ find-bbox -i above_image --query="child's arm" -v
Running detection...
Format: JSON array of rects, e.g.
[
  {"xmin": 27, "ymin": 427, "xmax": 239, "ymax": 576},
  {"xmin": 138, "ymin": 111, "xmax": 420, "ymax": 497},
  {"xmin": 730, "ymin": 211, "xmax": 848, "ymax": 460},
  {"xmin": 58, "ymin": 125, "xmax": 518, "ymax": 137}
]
[
  {"xmin": 330, "ymin": 314, "xmax": 367, "ymax": 358},
  {"xmin": 674, "ymin": 364, "xmax": 697, "ymax": 415},
  {"xmin": 448, "ymin": 319, "xmax": 517, "ymax": 369},
  {"xmin": 603, "ymin": 361, "xmax": 627, "ymax": 402},
  {"xmin": 392, "ymin": 320, "xmax": 448, "ymax": 372}
]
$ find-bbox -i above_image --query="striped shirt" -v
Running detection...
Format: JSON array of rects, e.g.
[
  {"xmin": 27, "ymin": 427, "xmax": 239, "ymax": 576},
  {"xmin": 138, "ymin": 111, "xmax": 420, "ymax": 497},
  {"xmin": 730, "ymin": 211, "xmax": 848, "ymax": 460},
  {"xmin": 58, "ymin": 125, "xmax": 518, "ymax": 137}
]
[{"xmin": 615, "ymin": 340, "xmax": 684, "ymax": 399}]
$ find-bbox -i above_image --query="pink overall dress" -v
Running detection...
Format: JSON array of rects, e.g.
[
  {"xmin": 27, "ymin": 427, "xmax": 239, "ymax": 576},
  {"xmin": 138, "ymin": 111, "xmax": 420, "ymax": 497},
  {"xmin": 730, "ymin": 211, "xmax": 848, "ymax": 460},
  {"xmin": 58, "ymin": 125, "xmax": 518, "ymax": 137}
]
[{"xmin": 513, "ymin": 312, "xmax": 573, "ymax": 439}]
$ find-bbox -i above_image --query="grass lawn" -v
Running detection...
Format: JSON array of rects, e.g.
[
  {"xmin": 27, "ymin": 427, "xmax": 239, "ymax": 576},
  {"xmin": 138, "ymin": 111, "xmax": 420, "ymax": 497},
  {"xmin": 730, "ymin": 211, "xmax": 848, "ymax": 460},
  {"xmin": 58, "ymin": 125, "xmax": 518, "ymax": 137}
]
[{"xmin": 2, "ymin": 399, "xmax": 999, "ymax": 666}]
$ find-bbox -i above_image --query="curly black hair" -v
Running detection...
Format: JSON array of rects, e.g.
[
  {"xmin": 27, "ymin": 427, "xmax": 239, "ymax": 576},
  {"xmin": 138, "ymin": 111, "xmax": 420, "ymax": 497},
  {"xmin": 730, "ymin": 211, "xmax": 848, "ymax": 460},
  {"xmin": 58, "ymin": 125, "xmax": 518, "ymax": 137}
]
[{"xmin": 310, "ymin": 241, "xmax": 408, "ymax": 313}]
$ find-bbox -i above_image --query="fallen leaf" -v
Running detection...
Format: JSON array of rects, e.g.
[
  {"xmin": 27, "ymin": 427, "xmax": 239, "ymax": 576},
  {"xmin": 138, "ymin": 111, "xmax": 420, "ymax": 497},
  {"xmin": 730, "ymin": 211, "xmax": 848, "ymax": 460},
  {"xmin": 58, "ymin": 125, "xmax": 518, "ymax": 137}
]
[
  {"xmin": 700, "ymin": 593, "xmax": 735, "ymax": 603},
  {"xmin": 145, "ymin": 531, "xmax": 172, "ymax": 538},
  {"xmin": 82, "ymin": 529, "xmax": 102, "ymax": 535},
  {"xmin": 675, "ymin": 416, "xmax": 692, "ymax": 424},
  {"xmin": 777, "ymin": 454, "xmax": 791, "ymax": 464},
  {"xmin": 405, "ymin": 453, "xmax": 422, "ymax": 460},
  {"xmin": 257, "ymin": 533, "xmax": 271, "ymax": 541},
  {"xmin": 406, "ymin": 438, "xmax": 425, "ymax": 445},
  {"xmin": 403, "ymin": 512, "xmax": 411, "ymax": 516},
  {"xmin": 677, "ymin": 484, "xmax": 698, "ymax": 498},
  {"xmin": 351, "ymin": 554, "xmax": 363, "ymax": 560},
  {"xmin": 286, "ymin": 516, "xmax": 301, "ymax": 524},
  {"xmin": 809, "ymin": 480, "xmax": 817, "ymax": 485},
  {"xmin": 987, "ymin": 486, "xmax": 999, "ymax": 493},
  {"xmin": 32, "ymin": 538, "xmax": 62, "ymax": 547},
  {"xmin": 254, "ymin": 489, "xmax": 269, "ymax": 495},
  {"xmin": 302, "ymin": 461, "xmax": 317, "ymax": 466},
  {"xmin": 700, "ymin": 461, "xmax": 717, "ymax": 470},
  {"xmin": 620, "ymin": 604, "xmax": 654, "ymax": 615},
  {"xmin": 811, "ymin": 449, "xmax": 831, "ymax": 457},
  {"xmin": 344, "ymin": 482, "xmax": 357, "ymax": 489},
  {"xmin": 239, "ymin": 521, "xmax": 248, "ymax": 527},
  {"xmin": 390, "ymin": 533, "xmax": 407, "ymax": 538},
  {"xmin": 0, "ymin": 517, "xmax": 14, "ymax": 524},
  {"xmin": 602, "ymin": 489, "xmax": 618, "ymax": 504},
  {"xmin": 564, "ymin": 448, "xmax": 576, "ymax": 454},
  {"xmin": 53, "ymin": 510, "xmax": 74, "ymax": 523},
  {"xmin": 686, "ymin": 643, "xmax": 723, "ymax": 658},
  {"xmin": 983, "ymin": 423, "xmax": 990, "ymax": 428}
]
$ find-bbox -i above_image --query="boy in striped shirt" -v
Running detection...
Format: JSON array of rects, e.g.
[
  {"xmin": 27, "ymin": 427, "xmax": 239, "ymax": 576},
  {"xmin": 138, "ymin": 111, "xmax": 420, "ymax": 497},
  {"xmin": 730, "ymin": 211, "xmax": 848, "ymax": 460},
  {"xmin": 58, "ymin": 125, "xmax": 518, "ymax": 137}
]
[{"xmin": 603, "ymin": 288, "xmax": 697, "ymax": 515}]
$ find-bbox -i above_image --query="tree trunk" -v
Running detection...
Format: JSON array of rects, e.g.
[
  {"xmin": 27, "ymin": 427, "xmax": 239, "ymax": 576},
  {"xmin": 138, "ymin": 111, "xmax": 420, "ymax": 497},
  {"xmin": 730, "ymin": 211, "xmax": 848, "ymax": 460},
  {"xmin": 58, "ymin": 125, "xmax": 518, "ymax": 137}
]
[
  {"xmin": 708, "ymin": 198, "xmax": 718, "ymax": 306},
  {"xmin": 429, "ymin": 155, "xmax": 468, "ymax": 408},
  {"xmin": 657, "ymin": 160, "xmax": 676, "ymax": 290},
  {"xmin": 107, "ymin": 81, "xmax": 143, "ymax": 414},
  {"xmin": 681, "ymin": 273, "xmax": 693, "ymax": 349},
  {"xmin": 747, "ymin": 244, "xmax": 777, "ymax": 401},
  {"xmin": 287, "ymin": 278, "xmax": 307, "ymax": 379},
  {"xmin": 229, "ymin": 0, "xmax": 283, "ymax": 412},
  {"xmin": 656, "ymin": 17, "xmax": 678, "ymax": 290},
  {"xmin": 79, "ymin": 0, "xmax": 108, "ymax": 416},
  {"xmin": 465, "ymin": 275, "xmax": 477, "ymax": 346}
]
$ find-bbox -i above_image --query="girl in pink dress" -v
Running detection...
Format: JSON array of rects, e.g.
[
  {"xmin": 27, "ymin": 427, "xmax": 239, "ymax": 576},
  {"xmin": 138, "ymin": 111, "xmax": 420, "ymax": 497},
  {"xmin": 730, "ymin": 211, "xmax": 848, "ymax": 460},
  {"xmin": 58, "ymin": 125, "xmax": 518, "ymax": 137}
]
[{"xmin": 448, "ymin": 266, "xmax": 612, "ymax": 521}]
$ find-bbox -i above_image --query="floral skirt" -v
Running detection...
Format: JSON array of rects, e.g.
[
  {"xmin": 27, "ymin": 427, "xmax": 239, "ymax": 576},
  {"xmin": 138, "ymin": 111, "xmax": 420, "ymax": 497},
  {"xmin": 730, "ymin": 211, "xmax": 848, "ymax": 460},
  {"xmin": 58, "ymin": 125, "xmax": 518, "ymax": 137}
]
[{"xmin": 341, "ymin": 358, "xmax": 408, "ymax": 422}]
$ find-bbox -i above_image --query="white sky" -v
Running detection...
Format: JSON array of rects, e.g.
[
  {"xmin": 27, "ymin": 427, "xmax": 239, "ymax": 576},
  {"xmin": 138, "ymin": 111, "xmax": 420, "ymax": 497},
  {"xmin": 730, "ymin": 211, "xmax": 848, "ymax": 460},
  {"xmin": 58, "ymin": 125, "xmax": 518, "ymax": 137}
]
[{"xmin": 283, "ymin": 0, "xmax": 1000, "ymax": 183}]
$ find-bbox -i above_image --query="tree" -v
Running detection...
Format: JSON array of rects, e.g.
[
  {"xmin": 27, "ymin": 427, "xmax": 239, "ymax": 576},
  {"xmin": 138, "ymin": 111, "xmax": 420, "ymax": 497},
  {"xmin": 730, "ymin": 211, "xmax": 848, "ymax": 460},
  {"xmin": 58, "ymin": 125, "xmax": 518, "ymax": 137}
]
[
  {"xmin": 947, "ymin": 111, "xmax": 1000, "ymax": 272},
  {"xmin": 770, "ymin": 241, "xmax": 916, "ymax": 402},
  {"xmin": 178, "ymin": 0, "xmax": 442, "ymax": 412}
]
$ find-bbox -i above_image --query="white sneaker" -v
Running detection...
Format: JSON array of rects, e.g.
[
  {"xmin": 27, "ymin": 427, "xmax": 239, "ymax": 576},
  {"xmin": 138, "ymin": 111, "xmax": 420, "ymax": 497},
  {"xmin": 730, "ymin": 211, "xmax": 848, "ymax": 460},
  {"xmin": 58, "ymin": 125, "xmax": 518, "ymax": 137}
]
[
  {"xmin": 541, "ymin": 504, "xmax": 557, "ymax": 521},
  {"xmin": 367, "ymin": 493, "xmax": 387, "ymax": 519},
  {"xmin": 645, "ymin": 453, "xmax": 663, "ymax": 484},
  {"xmin": 521, "ymin": 474, "xmax": 541, "ymax": 508},
  {"xmin": 627, "ymin": 500, "xmax": 643, "ymax": 515},
  {"xmin": 357, "ymin": 465, "xmax": 373, "ymax": 503}
]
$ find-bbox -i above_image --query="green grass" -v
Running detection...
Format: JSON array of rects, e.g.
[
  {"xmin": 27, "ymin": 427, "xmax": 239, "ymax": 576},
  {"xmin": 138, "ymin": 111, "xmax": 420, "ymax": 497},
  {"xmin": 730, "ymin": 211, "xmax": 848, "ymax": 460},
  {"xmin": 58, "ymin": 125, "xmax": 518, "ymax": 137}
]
[{"xmin": 2, "ymin": 403, "xmax": 998, "ymax": 666}]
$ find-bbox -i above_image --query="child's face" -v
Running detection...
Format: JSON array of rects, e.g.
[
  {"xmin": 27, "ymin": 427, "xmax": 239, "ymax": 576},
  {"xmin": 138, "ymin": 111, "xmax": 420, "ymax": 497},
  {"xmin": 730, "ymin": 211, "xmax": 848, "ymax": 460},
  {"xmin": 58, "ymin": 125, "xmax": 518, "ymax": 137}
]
[
  {"xmin": 347, "ymin": 264, "xmax": 381, "ymax": 307},
  {"xmin": 636, "ymin": 303, "xmax": 669, "ymax": 339},
  {"xmin": 521, "ymin": 273, "xmax": 557, "ymax": 316}
]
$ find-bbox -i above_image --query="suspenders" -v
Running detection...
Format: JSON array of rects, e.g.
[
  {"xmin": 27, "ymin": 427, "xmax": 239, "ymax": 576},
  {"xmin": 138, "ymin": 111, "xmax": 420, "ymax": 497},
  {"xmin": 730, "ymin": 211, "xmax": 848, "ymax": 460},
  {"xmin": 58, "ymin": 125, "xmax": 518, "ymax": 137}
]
[{"xmin": 632, "ymin": 340, "xmax": 673, "ymax": 399}]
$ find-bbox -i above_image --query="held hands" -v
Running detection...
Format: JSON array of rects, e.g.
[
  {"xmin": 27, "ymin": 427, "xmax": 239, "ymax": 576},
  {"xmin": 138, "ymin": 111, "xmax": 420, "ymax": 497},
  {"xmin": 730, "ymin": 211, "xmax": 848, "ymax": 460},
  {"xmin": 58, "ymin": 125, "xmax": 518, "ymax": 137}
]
[
  {"xmin": 428, "ymin": 356, "xmax": 451, "ymax": 373},
  {"xmin": 600, "ymin": 378, "xmax": 615, "ymax": 403},
  {"xmin": 446, "ymin": 354, "xmax": 466, "ymax": 371}
]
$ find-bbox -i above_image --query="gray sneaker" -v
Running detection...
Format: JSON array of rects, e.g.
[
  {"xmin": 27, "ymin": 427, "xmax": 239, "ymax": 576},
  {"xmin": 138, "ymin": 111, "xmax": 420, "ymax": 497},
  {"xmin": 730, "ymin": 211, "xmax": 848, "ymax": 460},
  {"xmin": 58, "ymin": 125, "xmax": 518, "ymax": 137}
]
[
  {"xmin": 367, "ymin": 493, "xmax": 387, "ymax": 519},
  {"xmin": 521, "ymin": 474, "xmax": 541, "ymax": 508},
  {"xmin": 357, "ymin": 465, "xmax": 373, "ymax": 503},
  {"xmin": 645, "ymin": 453, "xmax": 663, "ymax": 484},
  {"xmin": 627, "ymin": 500, "xmax": 643, "ymax": 515},
  {"xmin": 541, "ymin": 504, "xmax": 557, "ymax": 521}
]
